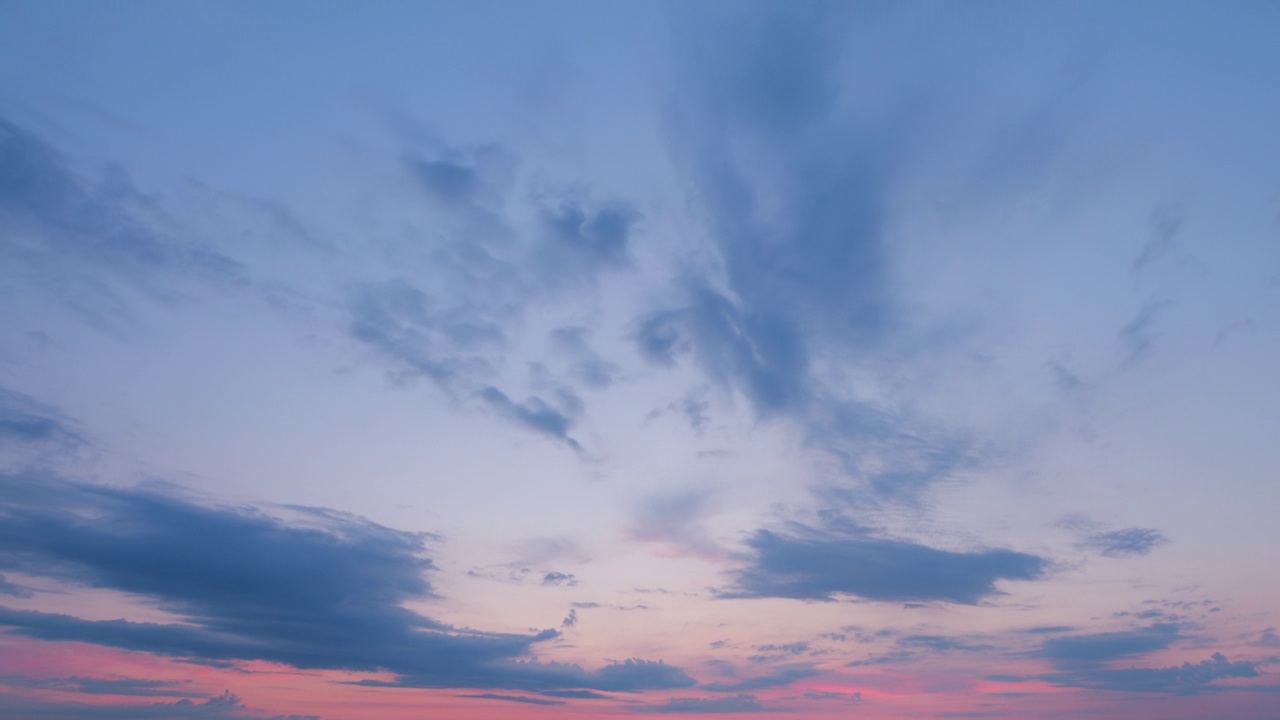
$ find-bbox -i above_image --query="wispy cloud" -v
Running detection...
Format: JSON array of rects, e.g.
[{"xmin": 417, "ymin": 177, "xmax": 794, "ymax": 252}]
[
  {"xmin": 0, "ymin": 118, "xmax": 244, "ymax": 327},
  {"xmin": 0, "ymin": 386, "xmax": 84, "ymax": 449},
  {"xmin": 701, "ymin": 663, "xmax": 819, "ymax": 692}
]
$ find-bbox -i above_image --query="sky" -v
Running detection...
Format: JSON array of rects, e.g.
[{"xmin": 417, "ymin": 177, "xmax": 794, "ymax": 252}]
[{"xmin": 1, "ymin": 1, "xmax": 1279, "ymax": 718}]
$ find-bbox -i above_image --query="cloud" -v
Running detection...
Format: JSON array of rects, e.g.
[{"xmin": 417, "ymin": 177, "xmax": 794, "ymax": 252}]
[
  {"xmin": 405, "ymin": 142, "xmax": 637, "ymax": 286},
  {"xmin": 847, "ymin": 633, "xmax": 992, "ymax": 666},
  {"xmin": 1251, "ymin": 628, "xmax": 1280, "ymax": 649},
  {"xmin": 408, "ymin": 158, "xmax": 485, "ymax": 206},
  {"xmin": 803, "ymin": 689, "xmax": 862, "ymax": 701},
  {"xmin": 540, "ymin": 689, "xmax": 612, "ymax": 700},
  {"xmin": 751, "ymin": 642, "xmax": 809, "ymax": 656},
  {"xmin": 724, "ymin": 527, "xmax": 1046, "ymax": 604},
  {"xmin": 1037, "ymin": 652, "xmax": 1259, "ymax": 695},
  {"xmin": 351, "ymin": 144, "xmax": 637, "ymax": 449},
  {"xmin": 0, "ymin": 674, "xmax": 203, "ymax": 698},
  {"xmin": 479, "ymin": 386, "xmax": 582, "ymax": 451},
  {"xmin": 0, "ymin": 386, "xmax": 84, "ymax": 448},
  {"xmin": 635, "ymin": 693, "xmax": 771, "ymax": 714},
  {"xmin": 550, "ymin": 326, "xmax": 620, "ymax": 389},
  {"xmin": 701, "ymin": 663, "xmax": 819, "ymax": 692},
  {"xmin": 1035, "ymin": 623, "xmax": 1183, "ymax": 665},
  {"xmin": 1058, "ymin": 516, "xmax": 1167, "ymax": 559},
  {"xmin": 633, "ymin": 311, "xmax": 687, "ymax": 367},
  {"xmin": 0, "ymin": 690, "xmax": 317, "ymax": 720},
  {"xmin": 461, "ymin": 693, "xmax": 565, "ymax": 706},
  {"xmin": 674, "ymin": 285, "xmax": 812, "ymax": 418},
  {"xmin": 896, "ymin": 635, "xmax": 992, "ymax": 653},
  {"xmin": 1014, "ymin": 623, "xmax": 1257, "ymax": 693},
  {"xmin": 348, "ymin": 282, "xmax": 591, "ymax": 450},
  {"xmin": 1079, "ymin": 527, "xmax": 1167, "ymax": 558},
  {"xmin": 539, "ymin": 199, "xmax": 636, "ymax": 271},
  {"xmin": 1132, "ymin": 206, "xmax": 1182, "ymax": 274},
  {"xmin": 590, "ymin": 659, "xmax": 698, "ymax": 692},
  {"xmin": 362, "ymin": 657, "xmax": 694, "ymax": 693},
  {"xmin": 1118, "ymin": 300, "xmax": 1172, "ymax": 366},
  {"xmin": 348, "ymin": 279, "xmax": 505, "ymax": 388},
  {"xmin": 0, "ymin": 476, "xmax": 694, "ymax": 692},
  {"xmin": 544, "ymin": 572, "xmax": 578, "ymax": 587},
  {"xmin": 637, "ymin": 3, "xmax": 912, "ymax": 462},
  {"xmin": 0, "ymin": 573, "xmax": 32, "ymax": 598},
  {"xmin": 0, "ymin": 117, "xmax": 244, "ymax": 324}
]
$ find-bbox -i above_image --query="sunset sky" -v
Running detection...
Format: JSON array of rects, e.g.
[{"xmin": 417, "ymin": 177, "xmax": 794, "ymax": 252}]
[{"xmin": 2, "ymin": 2, "xmax": 1279, "ymax": 718}]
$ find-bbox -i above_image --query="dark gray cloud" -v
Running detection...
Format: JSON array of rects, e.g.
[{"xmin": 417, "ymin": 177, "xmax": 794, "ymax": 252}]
[
  {"xmin": 1036, "ymin": 623, "xmax": 1183, "ymax": 665},
  {"xmin": 0, "ymin": 674, "xmax": 203, "ymax": 698},
  {"xmin": 634, "ymin": 2, "xmax": 1111, "ymax": 501},
  {"xmin": 409, "ymin": 158, "xmax": 484, "ymax": 206},
  {"xmin": 669, "ymin": 5, "xmax": 891, "ymax": 352},
  {"xmin": 724, "ymin": 527, "xmax": 1046, "ymax": 604},
  {"xmin": 640, "ymin": 4, "xmax": 905, "ymax": 473},
  {"xmin": 1079, "ymin": 527, "xmax": 1167, "ymax": 558},
  {"xmin": 0, "ymin": 690, "xmax": 316, "ymax": 720},
  {"xmin": 403, "ymin": 144, "xmax": 513, "ymax": 225},
  {"xmin": 462, "ymin": 693, "xmax": 565, "ymax": 706},
  {"xmin": 1058, "ymin": 516, "xmax": 1168, "ymax": 559},
  {"xmin": 1007, "ymin": 608, "xmax": 1266, "ymax": 696},
  {"xmin": 635, "ymin": 693, "xmax": 770, "ymax": 714},
  {"xmin": 540, "ymin": 200, "xmax": 636, "ymax": 271},
  {"xmin": 1061, "ymin": 653, "xmax": 1258, "ymax": 694},
  {"xmin": 0, "ymin": 476, "xmax": 694, "ymax": 692},
  {"xmin": 751, "ymin": 641, "xmax": 809, "ymax": 656},
  {"xmin": 803, "ymin": 689, "xmax": 862, "ymax": 701},
  {"xmin": 1025, "ymin": 626, "xmax": 1075, "ymax": 635},
  {"xmin": 637, "ymin": 286, "xmax": 810, "ymax": 418},
  {"xmin": 1009, "ymin": 622, "xmax": 1259, "ymax": 694},
  {"xmin": 540, "ymin": 689, "xmax": 612, "ymax": 700},
  {"xmin": 591, "ymin": 659, "xmax": 698, "ymax": 692},
  {"xmin": 479, "ymin": 386, "xmax": 582, "ymax": 451},
  {"xmin": 360, "ymin": 657, "xmax": 694, "ymax": 693},
  {"xmin": 543, "ymin": 572, "xmax": 578, "ymax": 587}
]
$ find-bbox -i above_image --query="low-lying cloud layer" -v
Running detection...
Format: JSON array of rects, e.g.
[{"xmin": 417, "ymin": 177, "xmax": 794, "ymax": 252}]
[{"xmin": 0, "ymin": 476, "xmax": 692, "ymax": 692}]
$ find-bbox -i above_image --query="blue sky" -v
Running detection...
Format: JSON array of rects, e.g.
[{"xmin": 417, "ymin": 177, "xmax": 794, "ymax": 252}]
[{"xmin": 2, "ymin": 2, "xmax": 1279, "ymax": 718}]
